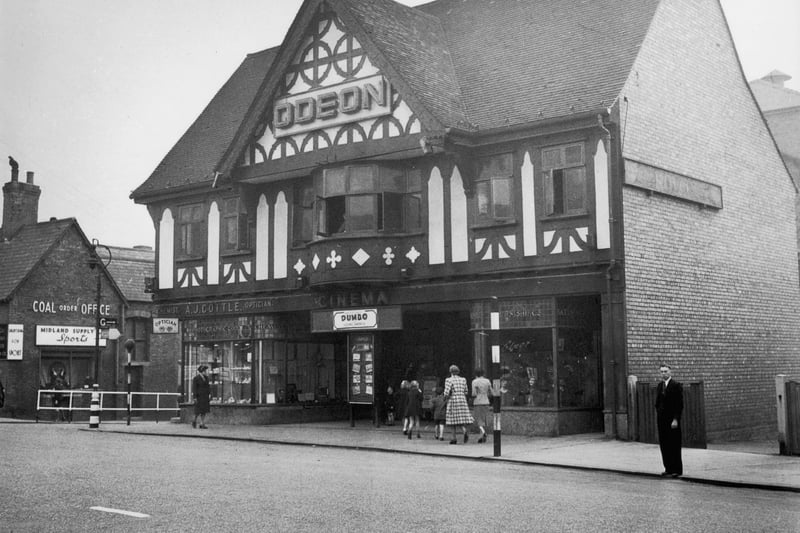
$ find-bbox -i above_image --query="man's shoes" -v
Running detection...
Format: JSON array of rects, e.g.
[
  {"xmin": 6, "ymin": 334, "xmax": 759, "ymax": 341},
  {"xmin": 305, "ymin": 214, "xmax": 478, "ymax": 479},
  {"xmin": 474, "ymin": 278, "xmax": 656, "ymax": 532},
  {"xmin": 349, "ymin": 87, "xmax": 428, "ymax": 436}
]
[
  {"xmin": 478, "ymin": 435, "xmax": 486, "ymax": 443},
  {"xmin": 200, "ymin": 425, "xmax": 208, "ymax": 429},
  {"xmin": 660, "ymin": 472, "xmax": 670, "ymax": 476},
  {"xmin": 449, "ymin": 439, "xmax": 457, "ymax": 444},
  {"xmin": 192, "ymin": 421, "xmax": 196, "ymax": 429},
  {"xmin": 671, "ymin": 473, "xmax": 681, "ymax": 478}
]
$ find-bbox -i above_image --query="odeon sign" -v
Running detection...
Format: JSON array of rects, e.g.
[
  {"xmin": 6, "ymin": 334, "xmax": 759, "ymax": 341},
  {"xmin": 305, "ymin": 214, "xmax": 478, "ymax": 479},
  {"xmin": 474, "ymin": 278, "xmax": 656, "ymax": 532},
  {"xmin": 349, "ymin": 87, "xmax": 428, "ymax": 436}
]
[{"xmin": 273, "ymin": 74, "xmax": 391, "ymax": 138}]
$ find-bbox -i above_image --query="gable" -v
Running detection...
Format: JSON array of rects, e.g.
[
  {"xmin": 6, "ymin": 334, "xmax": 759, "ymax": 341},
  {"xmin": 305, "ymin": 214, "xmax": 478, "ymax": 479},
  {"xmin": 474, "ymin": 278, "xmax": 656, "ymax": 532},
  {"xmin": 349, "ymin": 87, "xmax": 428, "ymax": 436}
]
[{"xmin": 239, "ymin": 3, "xmax": 427, "ymax": 169}]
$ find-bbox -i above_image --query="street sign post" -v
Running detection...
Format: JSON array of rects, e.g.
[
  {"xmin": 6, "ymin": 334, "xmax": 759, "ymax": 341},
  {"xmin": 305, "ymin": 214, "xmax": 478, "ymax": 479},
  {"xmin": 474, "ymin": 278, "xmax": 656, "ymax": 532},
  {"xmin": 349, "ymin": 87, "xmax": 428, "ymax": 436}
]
[{"xmin": 99, "ymin": 317, "xmax": 118, "ymax": 329}]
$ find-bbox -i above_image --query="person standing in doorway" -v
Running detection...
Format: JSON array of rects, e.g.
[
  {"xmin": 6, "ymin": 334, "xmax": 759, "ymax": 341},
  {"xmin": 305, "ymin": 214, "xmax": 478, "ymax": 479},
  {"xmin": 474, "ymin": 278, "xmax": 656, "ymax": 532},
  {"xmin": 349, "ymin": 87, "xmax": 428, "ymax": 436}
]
[
  {"xmin": 192, "ymin": 365, "xmax": 211, "ymax": 429},
  {"xmin": 471, "ymin": 369, "xmax": 493, "ymax": 443},
  {"xmin": 655, "ymin": 364, "xmax": 683, "ymax": 477},
  {"xmin": 444, "ymin": 365, "xmax": 473, "ymax": 444}
]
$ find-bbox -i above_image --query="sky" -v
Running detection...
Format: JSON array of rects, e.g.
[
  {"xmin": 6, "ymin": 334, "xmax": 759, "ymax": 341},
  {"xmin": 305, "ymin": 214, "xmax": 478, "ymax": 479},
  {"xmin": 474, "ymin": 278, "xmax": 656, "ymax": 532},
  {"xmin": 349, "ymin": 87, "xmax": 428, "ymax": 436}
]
[{"xmin": 1, "ymin": 0, "xmax": 798, "ymax": 249}]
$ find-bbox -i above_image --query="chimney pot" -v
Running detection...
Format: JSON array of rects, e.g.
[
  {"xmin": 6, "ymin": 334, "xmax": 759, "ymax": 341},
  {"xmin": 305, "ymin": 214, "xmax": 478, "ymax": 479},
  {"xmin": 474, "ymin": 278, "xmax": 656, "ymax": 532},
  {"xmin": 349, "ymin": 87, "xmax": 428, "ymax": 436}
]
[{"xmin": 26, "ymin": 171, "xmax": 34, "ymax": 184}]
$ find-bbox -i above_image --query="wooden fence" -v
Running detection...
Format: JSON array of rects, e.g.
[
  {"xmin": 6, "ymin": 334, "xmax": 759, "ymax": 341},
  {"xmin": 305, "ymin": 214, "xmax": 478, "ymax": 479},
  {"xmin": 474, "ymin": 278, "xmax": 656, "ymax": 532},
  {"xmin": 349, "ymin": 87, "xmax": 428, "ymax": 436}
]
[
  {"xmin": 632, "ymin": 381, "xmax": 706, "ymax": 449},
  {"xmin": 785, "ymin": 380, "xmax": 800, "ymax": 455}
]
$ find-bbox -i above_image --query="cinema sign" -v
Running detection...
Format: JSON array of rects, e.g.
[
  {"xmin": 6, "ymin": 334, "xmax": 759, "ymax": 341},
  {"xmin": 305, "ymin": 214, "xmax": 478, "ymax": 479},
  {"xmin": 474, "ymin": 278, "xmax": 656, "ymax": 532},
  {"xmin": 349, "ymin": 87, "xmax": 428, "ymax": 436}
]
[{"xmin": 273, "ymin": 74, "xmax": 391, "ymax": 138}]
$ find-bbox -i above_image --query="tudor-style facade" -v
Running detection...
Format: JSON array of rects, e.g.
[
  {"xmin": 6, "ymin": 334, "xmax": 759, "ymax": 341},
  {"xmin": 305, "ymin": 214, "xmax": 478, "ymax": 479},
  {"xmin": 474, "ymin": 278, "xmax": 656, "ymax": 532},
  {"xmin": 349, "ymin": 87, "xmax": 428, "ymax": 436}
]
[{"xmin": 133, "ymin": 0, "xmax": 800, "ymax": 439}]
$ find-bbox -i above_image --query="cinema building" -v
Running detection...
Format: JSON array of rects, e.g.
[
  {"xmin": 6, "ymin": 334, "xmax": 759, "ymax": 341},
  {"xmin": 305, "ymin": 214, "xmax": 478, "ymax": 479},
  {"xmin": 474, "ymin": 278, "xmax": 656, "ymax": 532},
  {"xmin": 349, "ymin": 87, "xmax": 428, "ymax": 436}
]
[{"xmin": 132, "ymin": 0, "xmax": 800, "ymax": 439}]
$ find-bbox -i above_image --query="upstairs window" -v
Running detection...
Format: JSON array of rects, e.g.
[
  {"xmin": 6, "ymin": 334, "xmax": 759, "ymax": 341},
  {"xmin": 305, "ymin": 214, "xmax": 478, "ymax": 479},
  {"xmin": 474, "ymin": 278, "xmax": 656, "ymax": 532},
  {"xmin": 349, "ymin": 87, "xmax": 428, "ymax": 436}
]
[
  {"xmin": 543, "ymin": 143, "xmax": 586, "ymax": 216},
  {"xmin": 221, "ymin": 198, "xmax": 249, "ymax": 252},
  {"xmin": 316, "ymin": 165, "xmax": 422, "ymax": 237},
  {"xmin": 178, "ymin": 203, "xmax": 205, "ymax": 257},
  {"xmin": 476, "ymin": 153, "xmax": 514, "ymax": 223},
  {"xmin": 292, "ymin": 182, "xmax": 315, "ymax": 246}
]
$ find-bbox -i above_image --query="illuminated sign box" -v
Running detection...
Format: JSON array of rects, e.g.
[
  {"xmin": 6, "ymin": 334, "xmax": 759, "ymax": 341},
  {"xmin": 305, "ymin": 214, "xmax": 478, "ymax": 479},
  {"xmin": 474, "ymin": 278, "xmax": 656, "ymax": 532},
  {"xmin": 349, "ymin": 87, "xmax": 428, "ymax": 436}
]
[{"xmin": 311, "ymin": 306, "xmax": 402, "ymax": 332}]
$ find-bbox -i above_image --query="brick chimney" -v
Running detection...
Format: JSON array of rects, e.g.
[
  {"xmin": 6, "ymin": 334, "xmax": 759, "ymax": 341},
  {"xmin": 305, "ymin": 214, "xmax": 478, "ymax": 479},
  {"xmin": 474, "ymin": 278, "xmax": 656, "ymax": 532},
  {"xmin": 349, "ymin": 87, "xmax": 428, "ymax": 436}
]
[{"xmin": 2, "ymin": 159, "xmax": 41, "ymax": 240}]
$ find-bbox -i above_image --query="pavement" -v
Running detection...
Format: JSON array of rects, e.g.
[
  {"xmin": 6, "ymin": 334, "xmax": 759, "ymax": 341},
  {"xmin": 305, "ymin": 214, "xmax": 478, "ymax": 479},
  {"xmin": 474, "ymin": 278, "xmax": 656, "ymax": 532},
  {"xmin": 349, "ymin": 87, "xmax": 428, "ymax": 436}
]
[{"xmin": 27, "ymin": 417, "xmax": 797, "ymax": 493}]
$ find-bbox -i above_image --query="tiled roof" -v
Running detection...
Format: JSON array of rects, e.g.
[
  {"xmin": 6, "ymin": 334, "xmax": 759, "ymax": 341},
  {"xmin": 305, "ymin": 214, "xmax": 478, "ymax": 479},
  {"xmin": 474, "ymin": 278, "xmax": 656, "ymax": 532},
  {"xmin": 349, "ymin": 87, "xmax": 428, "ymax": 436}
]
[
  {"xmin": 105, "ymin": 246, "xmax": 154, "ymax": 303},
  {"xmin": 343, "ymin": 0, "xmax": 470, "ymax": 129},
  {"xmin": 133, "ymin": 0, "xmax": 660, "ymax": 198},
  {"xmin": 416, "ymin": 0, "xmax": 659, "ymax": 129},
  {"xmin": 0, "ymin": 218, "xmax": 74, "ymax": 300},
  {"xmin": 131, "ymin": 47, "xmax": 279, "ymax": 199}
]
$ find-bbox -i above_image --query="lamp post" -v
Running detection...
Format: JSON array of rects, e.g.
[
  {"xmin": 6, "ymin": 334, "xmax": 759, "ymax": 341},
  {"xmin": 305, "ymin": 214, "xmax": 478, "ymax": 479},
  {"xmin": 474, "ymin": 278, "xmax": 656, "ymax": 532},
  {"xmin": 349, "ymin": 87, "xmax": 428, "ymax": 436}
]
[{"xmin": 88, "ymin": 239, "xmax": 112, "ymax": 386}]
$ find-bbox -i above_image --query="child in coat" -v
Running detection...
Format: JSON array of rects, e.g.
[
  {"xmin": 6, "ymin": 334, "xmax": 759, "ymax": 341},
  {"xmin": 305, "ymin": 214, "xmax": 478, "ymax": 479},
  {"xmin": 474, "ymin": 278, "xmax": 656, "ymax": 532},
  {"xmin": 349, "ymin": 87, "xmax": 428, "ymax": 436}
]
[{"xmin": 430, "ymin": 386, "xmax": 447, "ymax": 440}]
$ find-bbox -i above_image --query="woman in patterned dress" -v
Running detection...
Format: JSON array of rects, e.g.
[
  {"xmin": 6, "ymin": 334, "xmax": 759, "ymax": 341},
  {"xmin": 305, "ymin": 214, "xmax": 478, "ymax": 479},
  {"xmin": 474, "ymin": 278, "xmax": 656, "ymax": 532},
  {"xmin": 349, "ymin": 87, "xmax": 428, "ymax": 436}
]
[{"xmin": 444, "ymin": 364, "xmax": 473, "ymax": 444}]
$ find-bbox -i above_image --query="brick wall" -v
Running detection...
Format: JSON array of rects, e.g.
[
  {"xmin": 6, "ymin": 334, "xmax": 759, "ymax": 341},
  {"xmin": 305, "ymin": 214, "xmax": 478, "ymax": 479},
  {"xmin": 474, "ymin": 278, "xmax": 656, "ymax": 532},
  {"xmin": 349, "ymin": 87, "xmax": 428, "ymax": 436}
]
[{"xmin": 619, "ymin": 0, "xmax": 800, "ymax": 440}]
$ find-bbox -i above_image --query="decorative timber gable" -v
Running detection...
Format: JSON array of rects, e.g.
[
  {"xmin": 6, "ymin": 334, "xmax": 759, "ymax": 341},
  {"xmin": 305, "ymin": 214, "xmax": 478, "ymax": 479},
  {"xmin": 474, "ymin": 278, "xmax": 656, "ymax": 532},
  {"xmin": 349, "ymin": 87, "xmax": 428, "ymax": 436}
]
[{"xmin": 240, "ymin": 5, "xmax": 422, "ymax": 167}]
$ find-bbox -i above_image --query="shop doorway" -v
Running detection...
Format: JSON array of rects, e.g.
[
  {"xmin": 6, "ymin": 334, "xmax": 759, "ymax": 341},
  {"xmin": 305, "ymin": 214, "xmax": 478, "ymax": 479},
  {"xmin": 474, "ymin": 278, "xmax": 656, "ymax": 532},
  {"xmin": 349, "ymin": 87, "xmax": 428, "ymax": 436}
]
[{"xmin": 377, "ymin": 308, "xmax": 471, "ymax": 420}]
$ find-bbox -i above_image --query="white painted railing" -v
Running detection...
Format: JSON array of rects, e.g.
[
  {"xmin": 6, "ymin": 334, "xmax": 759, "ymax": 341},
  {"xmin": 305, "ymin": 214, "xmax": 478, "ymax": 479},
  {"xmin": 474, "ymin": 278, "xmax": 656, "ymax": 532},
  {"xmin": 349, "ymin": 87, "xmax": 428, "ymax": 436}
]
[{"xmin": 36, "ymin": 389, "xmax": 180, "ymax": 422}]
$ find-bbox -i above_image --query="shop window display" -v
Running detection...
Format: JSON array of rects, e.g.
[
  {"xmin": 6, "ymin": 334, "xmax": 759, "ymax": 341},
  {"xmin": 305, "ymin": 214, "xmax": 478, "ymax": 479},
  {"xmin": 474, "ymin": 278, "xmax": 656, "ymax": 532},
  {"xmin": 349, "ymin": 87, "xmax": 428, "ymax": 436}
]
[
  {"xmin": 498, "ymin": 329, "xmax": 554, "ymax": 407},
  {"xmin": 183, "ymin": 342, "xmax": 253, "ymax": 404}
]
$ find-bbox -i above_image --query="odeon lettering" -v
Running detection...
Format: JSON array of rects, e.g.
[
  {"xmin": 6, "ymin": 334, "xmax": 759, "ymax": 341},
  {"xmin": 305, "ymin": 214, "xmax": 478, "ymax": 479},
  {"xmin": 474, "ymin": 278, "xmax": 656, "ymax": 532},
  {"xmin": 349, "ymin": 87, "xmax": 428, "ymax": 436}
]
[{"xmin": 273, "ymin": 75, "xmax": 391, "ymax": 138}]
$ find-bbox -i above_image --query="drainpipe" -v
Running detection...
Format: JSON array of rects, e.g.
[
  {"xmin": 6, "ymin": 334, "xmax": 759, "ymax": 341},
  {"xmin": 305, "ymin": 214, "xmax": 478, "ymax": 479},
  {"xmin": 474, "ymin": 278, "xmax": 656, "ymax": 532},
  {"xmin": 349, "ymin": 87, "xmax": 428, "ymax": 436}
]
[{"xmin": 598, "ymin": 114, "xmax": 619, "ymax": 439}]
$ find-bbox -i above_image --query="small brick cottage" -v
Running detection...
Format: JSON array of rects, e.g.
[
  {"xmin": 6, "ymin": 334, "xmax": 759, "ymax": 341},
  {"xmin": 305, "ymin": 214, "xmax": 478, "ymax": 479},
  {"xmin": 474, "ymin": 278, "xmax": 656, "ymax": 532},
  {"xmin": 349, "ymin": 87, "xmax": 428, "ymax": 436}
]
[
  {"xmin": 0, "ymin": 164, "xmax": 160, "ymax": 418},
  {"xmin": 132, "ymin": 0, "xmax": 800, "ymax": 440}
]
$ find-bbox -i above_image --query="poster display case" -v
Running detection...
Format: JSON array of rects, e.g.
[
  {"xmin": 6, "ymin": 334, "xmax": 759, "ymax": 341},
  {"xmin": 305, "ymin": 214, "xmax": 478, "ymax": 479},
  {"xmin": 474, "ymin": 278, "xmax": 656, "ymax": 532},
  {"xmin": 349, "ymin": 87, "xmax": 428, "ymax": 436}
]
[{"xmin": 348, "ymin": 333, "xmax": 374, "ymax": 405}]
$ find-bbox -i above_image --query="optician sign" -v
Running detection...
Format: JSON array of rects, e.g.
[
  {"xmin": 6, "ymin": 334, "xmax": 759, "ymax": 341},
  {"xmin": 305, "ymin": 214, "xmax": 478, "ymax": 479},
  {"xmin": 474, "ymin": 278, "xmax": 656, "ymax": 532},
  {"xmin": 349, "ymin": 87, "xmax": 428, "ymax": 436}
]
[
  {"xmin": 36, "ymin": 325, "xmax": 107, "ymax": 347},
  {"xmin": 333, "ymin": 309, "xmax": 378, "ymax": 330}
]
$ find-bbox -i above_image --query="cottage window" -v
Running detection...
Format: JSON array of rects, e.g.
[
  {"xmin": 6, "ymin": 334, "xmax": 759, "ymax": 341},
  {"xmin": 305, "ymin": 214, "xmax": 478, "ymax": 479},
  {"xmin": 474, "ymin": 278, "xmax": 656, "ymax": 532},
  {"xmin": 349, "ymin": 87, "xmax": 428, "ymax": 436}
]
[
  {"xmin": 178, "ymin": 203, "xmax": 205, "ymax": 257},
  {"xmin": 316, "ymin": 165, "xmax": 421, "ymax": 236},
  {"xmin": 543, "ymin": 143, "xmax": 586, "ymax": 216},
  {"xmin": 124, "ymin": 317, "xmax": 149, "ymax": 362},
  {"xmin": 476, "ymin": 153, "xmax": 514, "ymax": 222}
]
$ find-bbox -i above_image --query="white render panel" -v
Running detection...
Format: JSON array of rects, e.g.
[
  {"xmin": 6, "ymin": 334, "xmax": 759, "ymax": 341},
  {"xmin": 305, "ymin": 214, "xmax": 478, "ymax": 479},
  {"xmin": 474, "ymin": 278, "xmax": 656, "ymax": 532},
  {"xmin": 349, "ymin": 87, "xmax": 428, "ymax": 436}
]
[
  {"xmin": 521, "ymin": 151, "xmax": 537, "ymax": 256},
  {"xmin": 273, "ymin": 192, "xmax": 289, "ymax": 279},
  {"xmin": 594, "ymin": 139, "xmax": 611, "ymax": 249},
  {"xmin": 256, "ymin": 195, "xmax": 270, "ymax": 280},
  {"xmin": 428, "ymin": 167, "xmax": 445, "ymax": 264},
  {"xmin": 207, "ymin": 202, "xmax": 220, "ymax": 286},
  {"xmin": 158, "ymin": 209, "xmax": 174, "ymax": 289},
  {"xmin": 450, "ymin": 166, "xmax": 469, "ymax": 263}
]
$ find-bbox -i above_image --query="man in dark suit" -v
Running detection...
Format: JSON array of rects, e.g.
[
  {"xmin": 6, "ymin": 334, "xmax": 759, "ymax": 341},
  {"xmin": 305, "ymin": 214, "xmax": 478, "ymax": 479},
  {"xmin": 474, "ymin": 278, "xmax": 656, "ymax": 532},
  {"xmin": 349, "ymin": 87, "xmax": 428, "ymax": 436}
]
[{"xmin": 655, "ymin": 364, "xmax": 683, "ymax": 477}]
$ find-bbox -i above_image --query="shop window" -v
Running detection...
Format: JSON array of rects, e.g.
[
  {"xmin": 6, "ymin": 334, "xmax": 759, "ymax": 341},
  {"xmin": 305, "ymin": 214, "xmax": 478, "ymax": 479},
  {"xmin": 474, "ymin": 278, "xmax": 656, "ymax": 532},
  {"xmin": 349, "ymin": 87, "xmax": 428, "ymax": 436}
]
[
  {"xmin": 292, "ymin": 182, "xmax": 315, "ymax": 246},
  {"xmin": 183, "ymin": 342, "xmax": 253, "ymax": 404},
  {"xmin": 259, "ymin": 340, "xmax": 337, "ymax": 404},
  {"xmin": 476, "ymin": 153, "xmax": 514, "ymax": 223},
  {"xmin": 124, "ymin": 318, "xmax": 149, "ymax": 362},
  {"xmin": 221, "ymin": 198, "xmax": 249, "ymax": 252},
  {"xmin": 177, "ymin": 203, "xmax": 206, "ymax": 257},
  {"xmin": 498, "ymin": 329, "xmax": 554, "ymax": 407},
  {"xmin": 557, "ymin": 328, "xmax": 601, "ymax": 408},
  {"xmin": 315, "ymin": 164, "xmax": 422, "ymax": 236},
  {"xmin": 543, "ymin": 143, "xmax": 586, "ymax": 216}
]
